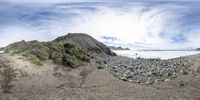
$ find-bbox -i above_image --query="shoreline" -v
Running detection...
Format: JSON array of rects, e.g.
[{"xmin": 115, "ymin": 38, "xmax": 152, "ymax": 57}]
[{"xmin": 112, "ymin": 50, "xmax": 200, "ymax": 60}]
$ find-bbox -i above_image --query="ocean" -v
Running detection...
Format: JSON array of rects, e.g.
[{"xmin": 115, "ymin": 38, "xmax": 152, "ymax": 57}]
[
  {"xmin": 112, "ymin": 50, "xmax": 200, "ymax": 59},
  {"xmin": 0, "ymin": 51, "xmax": 4, "ymax": 54}
]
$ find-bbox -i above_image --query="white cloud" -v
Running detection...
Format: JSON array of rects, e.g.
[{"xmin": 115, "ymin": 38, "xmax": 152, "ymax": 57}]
[
  {"xmin": 65, "ymin": 6, "xmax": 176, "ymax": 49},
  {"xmin": 0, "ymin": 26, "xmax": 51, "ymax": 47},
  {"xmin": 1, "ymin": 0, "xmax": 108, "ymax": 3},
  {"xmin": 1, "ymin": 2, "xmax": 200, "ymax": 50}
]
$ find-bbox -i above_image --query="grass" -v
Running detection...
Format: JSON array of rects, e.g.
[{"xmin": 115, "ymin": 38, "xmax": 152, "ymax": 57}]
[
  {"xmin": 6, "ymin": 40, "xmax": 91, "ymax": 68},
  {"xmin": 31, "ymin": 59, "xmax": 43, "ymax": 67},
  {"xmin": 97, "ymin": 64, "xmax": 106, "ymax": 69}
]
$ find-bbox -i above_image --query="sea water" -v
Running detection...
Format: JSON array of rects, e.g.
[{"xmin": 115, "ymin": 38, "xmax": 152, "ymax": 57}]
[
  {"xmin": 112, "ymin": 50, "xmax": 200, "ymax": 59},
  {"xmin": 0, "ymin": 51, "xmax": 4, "ymax": 54}
]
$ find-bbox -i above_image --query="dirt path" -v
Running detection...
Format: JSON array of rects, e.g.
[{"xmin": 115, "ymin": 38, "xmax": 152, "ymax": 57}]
[{"xmin": 0, "ymin": 54, "xmax": 200, "ymax": 100}]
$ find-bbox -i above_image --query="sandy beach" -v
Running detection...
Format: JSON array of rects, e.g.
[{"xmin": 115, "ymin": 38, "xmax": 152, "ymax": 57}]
[{"xmin": 0, "ymin": 53, "xmax": 200, "ymax": 100}]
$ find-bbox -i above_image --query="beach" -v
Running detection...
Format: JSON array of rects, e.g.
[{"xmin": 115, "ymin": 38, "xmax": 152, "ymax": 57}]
[{"xmin": 0, "ymin": 53, "xmax": 200, "ymax": 100}]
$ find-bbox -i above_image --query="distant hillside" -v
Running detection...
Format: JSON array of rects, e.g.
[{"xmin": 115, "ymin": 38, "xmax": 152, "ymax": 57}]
[
  {"xmin": 0, "ymin": 47, "xmax": 4, "ymax": 51},
  {"xmin": 196, "ymin": 48, "xmax": 200, "ymax": 51},
  {"xmin": 54, "ymin": 33, "xmax": 116, "ymax": 55},
  {"xmin": 4, "ymin": 33, "xmax": 116, "ymax": 68},
  {"xmin": 109, "ymin": 46, "xmax": 130, "ymax": 50}
]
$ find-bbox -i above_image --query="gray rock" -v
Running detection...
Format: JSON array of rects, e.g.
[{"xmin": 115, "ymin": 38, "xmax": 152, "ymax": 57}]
[
  {"xmin": 100, "ymin": 53, "xmax": 190, "ymax": 85},
  {"xmin": 165, "ymin": 79, "xmax": 170, "ymax": 82},
  {"xmin": 155, "ymin": 79, "xmax": 162, "ymax": 84}
]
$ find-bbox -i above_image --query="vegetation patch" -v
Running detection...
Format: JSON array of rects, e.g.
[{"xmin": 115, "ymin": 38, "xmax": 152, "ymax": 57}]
[
  {"xmin": 97, "ymin": 64, "xmax": 107, "ymax": 69},
  {"xmin": 0, "ymin": 60, "xmax": 16, "ymax": 93},
  {"xmin": 4, "ymin": 33, "xmax": 116, "ymax": 68},
  {"xmin": 31, "ymin": 59, "xmax": 43, "ymax": 67},
  {"xmin": 5, "ymin": 40, "xmax": 91, "ymax": 68}
]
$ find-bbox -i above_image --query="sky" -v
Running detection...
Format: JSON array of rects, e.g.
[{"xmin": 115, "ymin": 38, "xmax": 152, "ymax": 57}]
[{"xmin": 1, "ymin": 0, "xmax": 200, "ymax": 50}]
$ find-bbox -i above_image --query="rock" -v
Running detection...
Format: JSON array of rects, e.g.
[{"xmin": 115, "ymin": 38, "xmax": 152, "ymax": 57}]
[
  {"xmin": 114, "ymin": 68, "xmax": 118, "ymax": 72},
  {"xmin": 103, "ymin": 60, "xmax": 107, "ymax": 64},
  {"xmin": 136, "ymin": 80, "xmax": 140, "ymax": 83},
  {"xmin": 180, "ymin": 70, "xmax": 188, "ymax": 75},
  {"xmin": 96, "ymin": 60, "xmax": 102, "ymax": 65},
  {"xmin": 155, "ymin": 79, "xmax": 162, "ymax": 84},
  {"xmin": 100, "ymin": 52, "xmax": 190, "ymax": 85},
  {"xmin": 165, "ymin": 79, "xmax": 170, "ymax": 82},
  {"xmin": 128, "ymin": 79, "xmax": 133, "ymax": 82},
  {"xmin": 165, "ymin": 73, "xmax": 171, "ymax": 77},
  {"xmin": 120, "ymin": 76, "xmax": 128, "ymax": 81},
  {"xmin": 145, "ymin": 81, "xmax": 153, "ymax": 85}
]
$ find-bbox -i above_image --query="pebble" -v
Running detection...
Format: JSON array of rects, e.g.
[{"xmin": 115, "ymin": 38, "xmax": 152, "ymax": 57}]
[
  {"xmin": 165, "ymin": 79, "xmax": 170, "ymax": 82},
  {"xmin": 97, "ymin": 54, "xmax": 190, "ymax": 85}
]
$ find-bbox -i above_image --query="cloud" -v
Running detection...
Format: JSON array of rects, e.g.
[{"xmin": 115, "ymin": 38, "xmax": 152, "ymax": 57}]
[
  {"xmin": 0, "ymin": 26, "xmax": 41, "ymax": 46},
  {"xmin": 0, "ymin": 1, "xmax": 200, "ymax": 49},
  {"xmin": 0, "ymin": 0, "xmax": 99, "ymax": 3},
  {"xmin": 66, "ymin": 3, "xmax": 182, "ymax": 49}
]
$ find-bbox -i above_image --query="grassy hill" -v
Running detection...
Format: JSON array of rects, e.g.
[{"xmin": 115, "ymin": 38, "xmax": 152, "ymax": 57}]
[{"xmin": 4, "ymin": 33, "xmax": 116, "ymax": 68}]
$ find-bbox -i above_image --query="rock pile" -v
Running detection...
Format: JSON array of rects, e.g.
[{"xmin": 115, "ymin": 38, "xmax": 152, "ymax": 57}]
[{"xmin": 98, "ymin": 55, "xmax": 190, "ymax": 85}]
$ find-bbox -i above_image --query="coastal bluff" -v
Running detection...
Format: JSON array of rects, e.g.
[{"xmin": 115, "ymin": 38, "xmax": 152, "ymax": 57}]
[{"xmin": 4, "ymin": 33, "xmax": 116, "ymax": 68}]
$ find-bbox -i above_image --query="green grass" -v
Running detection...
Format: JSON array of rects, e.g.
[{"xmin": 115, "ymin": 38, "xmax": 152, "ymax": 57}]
[
  {"xmin": 97, "ymin": 64, "xmax": 106, "ymax": 69},
  {"xmin": 31, "ymin": 59, "xmax": 43, "ymax": 67},
  {"xmin": 6, "ymin": 40, "xmax": 91, "ymax": 68}
]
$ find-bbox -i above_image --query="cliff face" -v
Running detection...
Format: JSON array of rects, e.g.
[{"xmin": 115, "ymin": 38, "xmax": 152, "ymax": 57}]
[{"xmin": 4, "ymin": 33, "xmax": 116, "ymax": 68}]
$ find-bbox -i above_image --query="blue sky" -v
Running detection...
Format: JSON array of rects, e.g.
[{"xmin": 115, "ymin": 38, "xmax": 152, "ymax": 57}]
[{"xmin": 1, "ymin": 0, "xmax": 200, "ymax": 49}]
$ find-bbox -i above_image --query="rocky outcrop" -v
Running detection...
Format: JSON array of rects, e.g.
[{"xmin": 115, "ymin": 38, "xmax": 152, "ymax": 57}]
[
  {"xmin": 4, "ymin": 33, "xmax": 116, "ymax": 68},
  {"xmin": 109, "ymin": 46, "xmax": 130, "ymax": 50}
]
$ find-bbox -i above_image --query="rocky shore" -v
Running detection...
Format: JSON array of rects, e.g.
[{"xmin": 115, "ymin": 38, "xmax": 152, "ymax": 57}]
[{"xmin": 96, "ymin": 54, "xmax": 192, "ymax": 85}]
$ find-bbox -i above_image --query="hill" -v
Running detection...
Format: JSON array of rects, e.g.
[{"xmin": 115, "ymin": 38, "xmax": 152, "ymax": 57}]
[
  {"xmin": 4, "ymin": 33, "xmax": 116, "ymax": 68},
  {"xmin": 109, "ymin": 46, "xmax": 130, "ymax": 50}
]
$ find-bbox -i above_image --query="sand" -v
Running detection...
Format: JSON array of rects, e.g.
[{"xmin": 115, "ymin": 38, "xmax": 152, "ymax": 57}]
[{"xmin": 0, "ymin": 54, "xmax": 200, "ymax": 100}]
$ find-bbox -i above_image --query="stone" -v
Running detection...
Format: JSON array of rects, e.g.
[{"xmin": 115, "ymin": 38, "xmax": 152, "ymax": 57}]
[
  {"xmin": 104, "ymin": 53, "xmax": 190, "ymax": 85},
  {"xmin": 165, "ymin": 73, "xmax": 171, "ymax": 76},
  {"xmin": 165, "ymin": 79, "xmax": 170, "ymax": 82},
  {"xmin": 155, "ymin": 79, "xmax": 162, "ymax": 84},
  {"xmin": 128, "ymin": 79, "xmax": 133, "ymax": 82},
  {"xmin": 114, "ymin": 68, "xmax": 118, "ymax": 72},
  {"xmin": 120, "ymin": 76, "xmax": 128, "ymax": 81},
  {"xmin": 145, "ymin": 81, "xmax": 153, "ymax": 85},
  {"xmin": 136, "ymin": 80, "xmax": 140, "ymax": 83},
  {"xmin": 180, "ymin": 70, "xmax": 188, "ymax": 75}
]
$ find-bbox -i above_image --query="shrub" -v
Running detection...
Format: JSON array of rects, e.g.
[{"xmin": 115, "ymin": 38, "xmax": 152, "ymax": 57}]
[
  {"xmin": 67, "ymin": 58, "xmax": 76, "ymax": 67},
  {"xmin": 0, "ymin": 61, "xmax": 16, "ymax": 93},
  {"xmin": 97, "ymin": 64, "xmax": 106, "ymax": 69},
  {"xmin": 31, "ymin": 59, "xmax": 43, "ymax": 66},
  {"xmin": 88, "ymin": 48, "xmax": 102, "ymax": 53},
  {"xmin": 77, "ymin": 54, "xmax": 90, "ymax": 62},
  {"xmin": 5, "ymin": 40, "xmax": 91, "ymax": 68}
]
